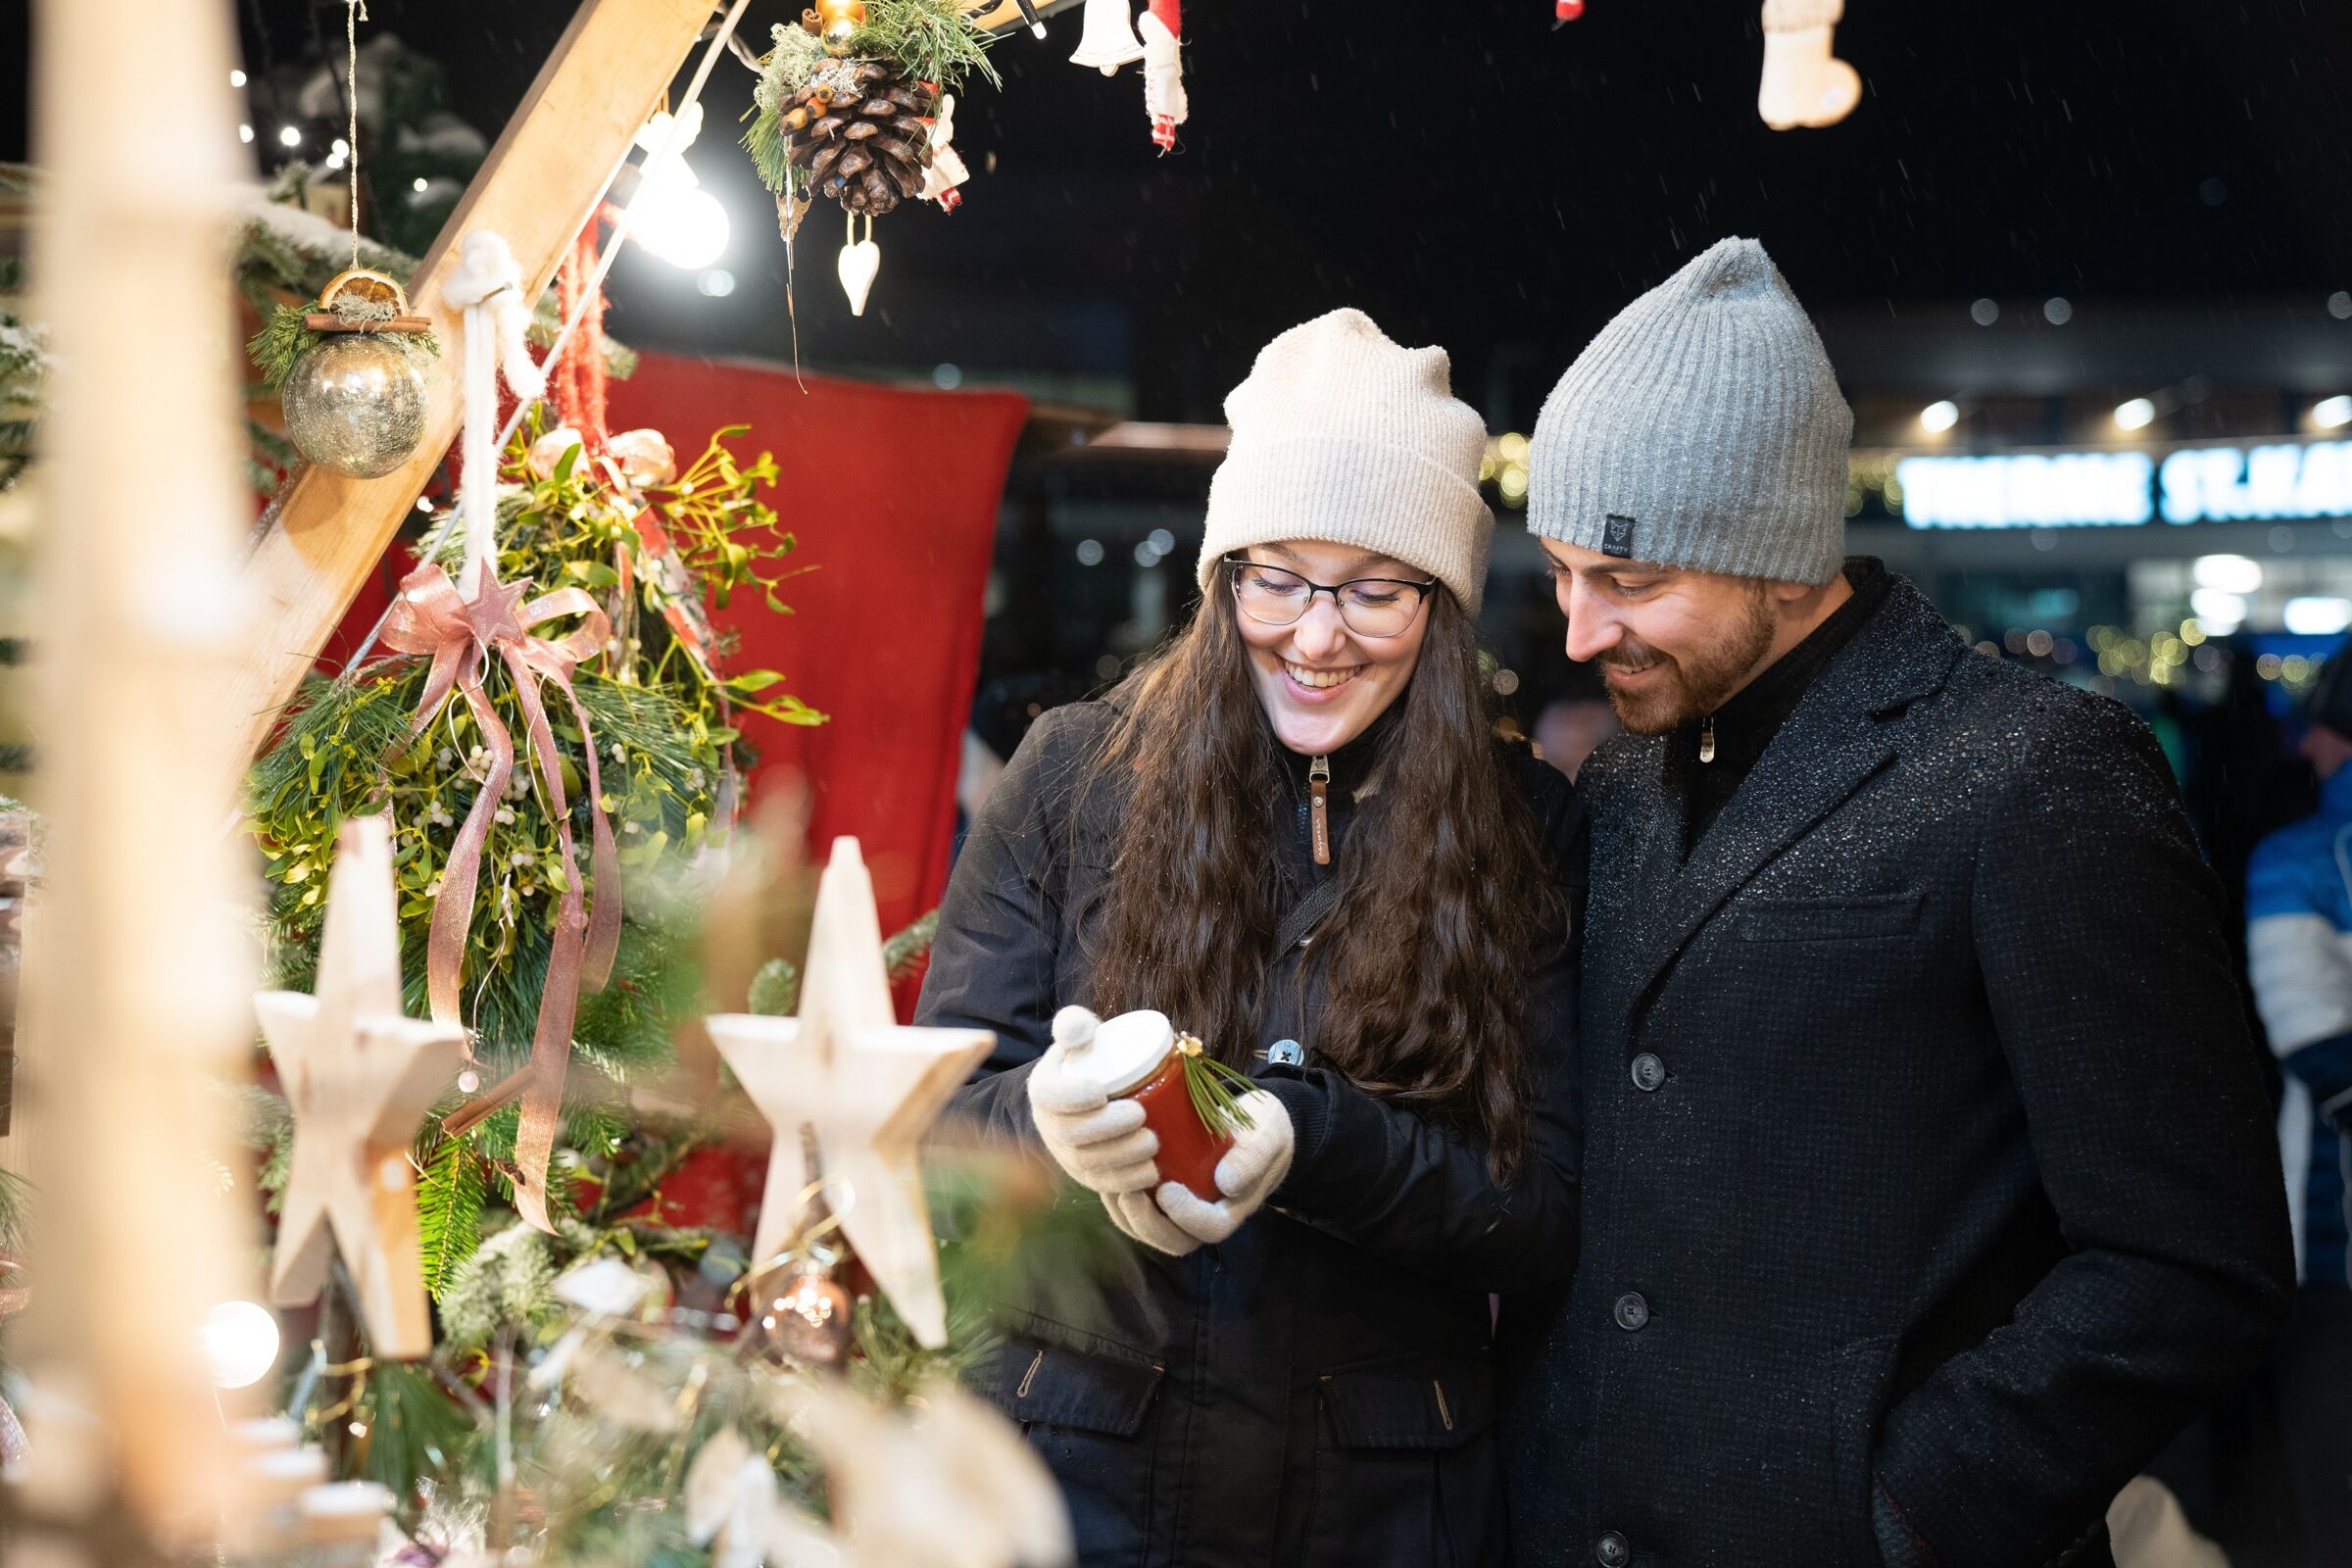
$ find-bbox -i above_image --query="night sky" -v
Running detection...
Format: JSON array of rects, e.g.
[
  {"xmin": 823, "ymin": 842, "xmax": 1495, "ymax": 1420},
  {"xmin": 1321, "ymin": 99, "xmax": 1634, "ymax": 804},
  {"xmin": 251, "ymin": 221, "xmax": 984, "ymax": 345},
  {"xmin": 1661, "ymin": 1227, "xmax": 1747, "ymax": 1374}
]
[{"xmin": 9, "ymin": 0, "xmax": 2352, "ymax": 424}]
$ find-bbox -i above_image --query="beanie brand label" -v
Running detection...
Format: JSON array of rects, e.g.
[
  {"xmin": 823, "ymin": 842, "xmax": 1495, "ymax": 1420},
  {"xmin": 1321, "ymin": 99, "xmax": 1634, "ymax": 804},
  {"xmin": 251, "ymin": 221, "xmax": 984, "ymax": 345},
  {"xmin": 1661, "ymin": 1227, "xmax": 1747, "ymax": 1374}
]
[{"xmin": 1602, "ymin": 514, "xmax": 1638, "ymax": 559}]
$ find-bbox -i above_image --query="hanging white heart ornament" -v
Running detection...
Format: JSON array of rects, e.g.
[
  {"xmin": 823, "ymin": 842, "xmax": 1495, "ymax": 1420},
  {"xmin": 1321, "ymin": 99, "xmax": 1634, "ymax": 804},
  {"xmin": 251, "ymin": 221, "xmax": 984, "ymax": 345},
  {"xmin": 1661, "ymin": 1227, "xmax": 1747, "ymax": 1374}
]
[{"xmin": 837, "ymin": 236, "xmax": 882, "ymax": 318}]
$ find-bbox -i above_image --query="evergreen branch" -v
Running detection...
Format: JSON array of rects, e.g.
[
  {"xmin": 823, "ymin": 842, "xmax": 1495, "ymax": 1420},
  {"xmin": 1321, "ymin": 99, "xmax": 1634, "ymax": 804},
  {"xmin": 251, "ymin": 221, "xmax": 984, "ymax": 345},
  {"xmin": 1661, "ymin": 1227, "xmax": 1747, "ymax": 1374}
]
[
  {"xmin": 743, "ymin": 108, "xmax": 798, "ymax": 199},
  {"xmin": 416, "ymin": 1134, "xmax": 486, "ymax": 1302},
  {"xmin": 882, "ymin": 908, "xmax": 938, "ymax": 980},
  {"xmin": 853, "ymin": 0, "xmax": 1000, "ymax": 90},
  {"xmin": 748, "ymin": 956, "xmax": 800, "ymax": 1016},
  {"xmin": 0, "ymin": 1167, "xmax": 29, "ymax": 1255},
  {"xmin": 247, "ymin": 302, "xmax": 319, "ymax": 390},
  {"xmin": 357, "ymin": 1359, "xmax": 483, "ymax": 1507}
]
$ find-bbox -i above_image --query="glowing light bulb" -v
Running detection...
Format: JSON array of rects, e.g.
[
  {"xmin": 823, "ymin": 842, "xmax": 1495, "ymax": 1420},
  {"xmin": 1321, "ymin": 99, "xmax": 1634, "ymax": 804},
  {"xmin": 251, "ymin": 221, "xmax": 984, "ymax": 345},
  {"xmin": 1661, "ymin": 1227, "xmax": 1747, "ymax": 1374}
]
[
  {"xmin": 204, "ymin": 1299, "xmax": 281, "ymax": 1389},
  {"xmin": 629, "ymin": 159, "xmax": 730, "ymax": 271},
  {"xmin": 2114, "ymin": 398, "xmax": 2156, "ymax": 431},
  {"xmin": 1920, "ymin": 400, "xmax": 1959, "ymax": 433}
]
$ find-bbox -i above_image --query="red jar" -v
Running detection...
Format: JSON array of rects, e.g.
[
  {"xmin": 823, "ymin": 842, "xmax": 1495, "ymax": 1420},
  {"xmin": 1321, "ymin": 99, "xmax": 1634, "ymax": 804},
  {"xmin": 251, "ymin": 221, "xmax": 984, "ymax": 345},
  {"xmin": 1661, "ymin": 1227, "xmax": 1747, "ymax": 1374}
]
[{"xmin": 1070, "ymin": 1009, "xmax": 1235, "ymax": 1201}]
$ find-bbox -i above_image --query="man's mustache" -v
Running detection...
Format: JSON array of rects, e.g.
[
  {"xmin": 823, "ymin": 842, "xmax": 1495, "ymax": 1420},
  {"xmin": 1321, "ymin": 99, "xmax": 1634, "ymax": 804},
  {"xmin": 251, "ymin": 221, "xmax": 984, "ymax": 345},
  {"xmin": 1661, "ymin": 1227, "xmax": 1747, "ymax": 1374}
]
[{"xmin": 1599, "ymin": 644, "xmax": 1665, "ymax": 673}]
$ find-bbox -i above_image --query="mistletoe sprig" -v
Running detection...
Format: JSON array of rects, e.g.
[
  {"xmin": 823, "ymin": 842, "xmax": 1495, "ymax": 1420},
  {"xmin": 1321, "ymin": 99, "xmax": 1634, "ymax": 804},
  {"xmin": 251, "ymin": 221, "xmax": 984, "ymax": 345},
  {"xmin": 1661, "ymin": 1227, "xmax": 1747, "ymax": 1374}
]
[{"xmin": 467, "ymin": 419, "xmax": 824, "ymax": 731}]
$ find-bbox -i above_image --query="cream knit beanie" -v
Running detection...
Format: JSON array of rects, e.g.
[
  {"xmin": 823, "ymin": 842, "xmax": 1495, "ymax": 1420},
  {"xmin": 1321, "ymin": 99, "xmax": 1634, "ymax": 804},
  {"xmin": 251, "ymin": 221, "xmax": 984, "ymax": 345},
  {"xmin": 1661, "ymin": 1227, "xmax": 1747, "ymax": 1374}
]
[{"xmin": 1196, "ymin": 309, "xmax": 1494, "ymax": 614}]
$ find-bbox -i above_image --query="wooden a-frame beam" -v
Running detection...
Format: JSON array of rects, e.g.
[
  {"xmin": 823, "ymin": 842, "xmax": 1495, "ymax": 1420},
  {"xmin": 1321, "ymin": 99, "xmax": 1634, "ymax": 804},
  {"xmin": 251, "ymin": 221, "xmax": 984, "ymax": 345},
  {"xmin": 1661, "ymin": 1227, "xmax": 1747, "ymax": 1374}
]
[{"xmin": 223, "ymin": 0, "xmax": 714, "ymax": 763}]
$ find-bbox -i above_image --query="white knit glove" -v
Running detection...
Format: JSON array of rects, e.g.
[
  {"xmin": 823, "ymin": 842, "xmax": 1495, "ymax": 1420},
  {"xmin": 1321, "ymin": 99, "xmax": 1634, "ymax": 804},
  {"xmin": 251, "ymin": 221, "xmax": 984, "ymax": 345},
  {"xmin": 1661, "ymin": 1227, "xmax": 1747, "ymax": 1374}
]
[
  {"xmin": 1027, "ymin": 1006, "xmax": 1161, "ymax": 1195},
  {"xmin": 1148, "ymin": 1091, "xmax": 1294, "ymax": 1245},
  {"xmin": 1102, "ymin": 1187, "xmax": 1200, "ymax": 1255}
]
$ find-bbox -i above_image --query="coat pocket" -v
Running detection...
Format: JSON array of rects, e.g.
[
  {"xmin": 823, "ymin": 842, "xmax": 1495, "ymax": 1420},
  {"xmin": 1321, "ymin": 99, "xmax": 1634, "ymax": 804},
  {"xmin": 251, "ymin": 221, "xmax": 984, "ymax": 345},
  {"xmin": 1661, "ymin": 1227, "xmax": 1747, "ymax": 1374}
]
[
  {"xmin": 978, "ymin": 1331, "xmax": 1165, "ymax": 1566},
  {"xmin": 985, "ymin": 1331, "xmax": 1164, "ymax": 1435},
  {"xmin": 1832, "ymin": 1334, "xmax": 1901, "ymax": 1568},
  {"xmin": 1306, "ymin": 1353, "xmax": 1502, "ymax": 1568},
  {"xmin": 1320, "ymin": 1352, "xmax": 1495, "ymax": 1448},
  {"xmin": 1734, "ymin": 890, "xmax": 1924, "ymax": 943}
]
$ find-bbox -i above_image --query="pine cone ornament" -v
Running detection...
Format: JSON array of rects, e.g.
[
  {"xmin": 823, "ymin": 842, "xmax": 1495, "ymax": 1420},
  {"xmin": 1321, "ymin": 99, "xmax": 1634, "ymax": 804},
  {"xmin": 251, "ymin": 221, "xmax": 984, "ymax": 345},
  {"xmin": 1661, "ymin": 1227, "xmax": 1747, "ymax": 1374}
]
[{"xmin": 781, "ymin": 59, "xmax": 939, "ymax": 217}]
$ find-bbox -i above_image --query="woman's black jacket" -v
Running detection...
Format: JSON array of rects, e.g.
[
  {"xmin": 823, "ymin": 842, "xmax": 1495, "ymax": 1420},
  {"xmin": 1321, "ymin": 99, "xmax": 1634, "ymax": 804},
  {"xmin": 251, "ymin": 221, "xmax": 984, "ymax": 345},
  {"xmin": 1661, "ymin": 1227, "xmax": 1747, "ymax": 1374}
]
[{"xmin": 917, "ymin": 699, "xmax": 1585, "ymax": 1568}]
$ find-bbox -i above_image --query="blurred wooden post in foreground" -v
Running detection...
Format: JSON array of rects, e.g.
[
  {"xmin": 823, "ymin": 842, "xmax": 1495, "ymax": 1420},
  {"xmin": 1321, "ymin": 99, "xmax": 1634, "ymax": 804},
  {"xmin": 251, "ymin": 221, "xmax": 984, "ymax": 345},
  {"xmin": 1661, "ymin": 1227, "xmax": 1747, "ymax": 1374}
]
[{"xmin": 9, "ymin": 0, "xmax": 261, "ymax": 1555}]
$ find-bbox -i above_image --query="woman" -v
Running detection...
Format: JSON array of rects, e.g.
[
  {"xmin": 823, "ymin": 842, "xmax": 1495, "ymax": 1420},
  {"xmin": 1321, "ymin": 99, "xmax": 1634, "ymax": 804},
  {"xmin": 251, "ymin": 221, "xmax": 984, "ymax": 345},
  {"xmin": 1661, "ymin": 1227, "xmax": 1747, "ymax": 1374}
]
[{"xmin": 918, "ymin": 309, "xmax": 1582, "ymax": 1568}]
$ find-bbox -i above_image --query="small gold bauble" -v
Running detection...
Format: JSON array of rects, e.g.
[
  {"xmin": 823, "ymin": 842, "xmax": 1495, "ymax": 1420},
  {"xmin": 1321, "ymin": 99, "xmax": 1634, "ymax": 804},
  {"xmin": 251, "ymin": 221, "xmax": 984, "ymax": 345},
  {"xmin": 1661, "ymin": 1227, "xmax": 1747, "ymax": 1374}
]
[
  {"xmin": 282, "ymin": 334, "xmax": 427, "ymax": 479},
  {"xmin": 815, "ymin": 0, "xmax": 864, "ymax": 52},
  {"xmin": 756, "ymin": 1264, "xmax": 854, "ymax": 1365}
]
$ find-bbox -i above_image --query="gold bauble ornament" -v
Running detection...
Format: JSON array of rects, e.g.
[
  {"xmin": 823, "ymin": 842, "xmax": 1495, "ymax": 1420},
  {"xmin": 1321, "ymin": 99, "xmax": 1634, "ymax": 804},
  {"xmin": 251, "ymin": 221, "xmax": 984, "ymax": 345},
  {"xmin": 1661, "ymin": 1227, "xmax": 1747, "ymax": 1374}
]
[
  {"xmin": 815, "ymin": 0, "xmax": 866, "ymax": 52},
  {"xmin": 755, "ymin": 1258, "xmax": 854, "ymax": 1365},
  {"xmin": 281, "ymin": 270, "xmax": 431, "ymax": 479},
  {"xmin": 282, "ymin": 333, "xmax": 427, "ymax": 478}
]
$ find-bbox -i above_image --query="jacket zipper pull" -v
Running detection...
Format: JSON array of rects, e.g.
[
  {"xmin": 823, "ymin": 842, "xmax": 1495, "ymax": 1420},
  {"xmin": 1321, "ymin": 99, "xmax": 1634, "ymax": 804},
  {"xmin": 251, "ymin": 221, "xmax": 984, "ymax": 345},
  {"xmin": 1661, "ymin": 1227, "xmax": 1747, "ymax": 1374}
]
[
  {"xmin": 1308, "ymin": 755, "xmax": 1332, "ymax": 865},
  {"xmin": 1698, "ymin": 714, "xmax": 1717, "ymax": 764}
]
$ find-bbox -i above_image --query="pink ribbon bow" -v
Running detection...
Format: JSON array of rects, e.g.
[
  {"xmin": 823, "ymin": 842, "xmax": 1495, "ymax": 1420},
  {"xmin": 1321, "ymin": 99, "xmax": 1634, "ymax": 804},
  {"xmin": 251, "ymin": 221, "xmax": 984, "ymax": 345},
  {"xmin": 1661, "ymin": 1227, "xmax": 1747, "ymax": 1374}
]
[{"xmin": 381, "ymin": 562, "xmax": 623, "ymax": 1233}]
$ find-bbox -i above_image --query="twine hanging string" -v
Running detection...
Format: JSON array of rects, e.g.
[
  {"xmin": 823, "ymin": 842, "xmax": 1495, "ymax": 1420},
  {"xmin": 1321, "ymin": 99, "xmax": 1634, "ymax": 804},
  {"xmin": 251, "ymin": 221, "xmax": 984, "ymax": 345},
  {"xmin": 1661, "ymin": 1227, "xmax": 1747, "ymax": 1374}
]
[
  {"xmin": 342, "ymin": 0, "xmax": 753, "ymax": 666},
  {"xmin": 347, "ymin": 0, "xmax": 366, "ymax": 269}
]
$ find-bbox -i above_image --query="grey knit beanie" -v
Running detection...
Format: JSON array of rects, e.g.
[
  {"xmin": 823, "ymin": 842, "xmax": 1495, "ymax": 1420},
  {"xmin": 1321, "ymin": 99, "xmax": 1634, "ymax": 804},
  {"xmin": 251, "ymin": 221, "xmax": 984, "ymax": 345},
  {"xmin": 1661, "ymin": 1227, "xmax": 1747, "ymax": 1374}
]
[
  {"xmin": 1526, "ymin": 237, "xmax": 1851, "ymax": 585},
  {"xmin": 1198, "ymin": 308, "xmax": 1493, "ymax": 614}
]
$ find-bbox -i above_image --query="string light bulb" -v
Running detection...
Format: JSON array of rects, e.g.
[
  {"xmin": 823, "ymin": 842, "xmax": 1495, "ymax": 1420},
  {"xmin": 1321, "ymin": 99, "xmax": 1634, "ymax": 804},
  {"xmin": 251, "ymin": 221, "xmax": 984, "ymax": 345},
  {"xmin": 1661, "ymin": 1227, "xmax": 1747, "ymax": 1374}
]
[
  {"xmin": 628, "ymin": 105, "xmax": 732, "ymax": 271},
  {"xmin": 203, "ymin": 1299, "xmax": 281, "ymax": 1389}
]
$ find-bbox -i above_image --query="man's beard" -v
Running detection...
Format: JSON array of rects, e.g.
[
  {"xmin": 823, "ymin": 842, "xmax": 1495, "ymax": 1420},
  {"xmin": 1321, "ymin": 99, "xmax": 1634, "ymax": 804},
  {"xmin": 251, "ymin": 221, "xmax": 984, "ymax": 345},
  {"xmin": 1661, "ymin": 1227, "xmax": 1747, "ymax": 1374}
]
[{"xmin": 1598, "ymin": 587, "xmax": 1777, "ymax": 736}]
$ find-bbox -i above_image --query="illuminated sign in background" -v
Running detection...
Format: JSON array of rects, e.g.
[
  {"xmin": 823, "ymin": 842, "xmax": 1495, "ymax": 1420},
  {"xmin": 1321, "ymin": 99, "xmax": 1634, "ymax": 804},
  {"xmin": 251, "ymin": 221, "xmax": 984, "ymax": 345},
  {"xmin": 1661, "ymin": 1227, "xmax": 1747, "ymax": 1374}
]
[{"xmin": 1892, "ymin": 440, "xmax": 2352, "ymax": 530}]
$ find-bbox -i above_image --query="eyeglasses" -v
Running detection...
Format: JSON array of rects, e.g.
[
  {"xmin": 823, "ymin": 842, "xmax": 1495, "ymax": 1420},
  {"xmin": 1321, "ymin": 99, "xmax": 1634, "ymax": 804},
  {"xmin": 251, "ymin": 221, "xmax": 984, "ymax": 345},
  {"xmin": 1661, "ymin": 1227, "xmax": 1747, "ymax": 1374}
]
[{"xmin": 1225, "ymin": 556, "xmax": 1437, "ymax": 640}]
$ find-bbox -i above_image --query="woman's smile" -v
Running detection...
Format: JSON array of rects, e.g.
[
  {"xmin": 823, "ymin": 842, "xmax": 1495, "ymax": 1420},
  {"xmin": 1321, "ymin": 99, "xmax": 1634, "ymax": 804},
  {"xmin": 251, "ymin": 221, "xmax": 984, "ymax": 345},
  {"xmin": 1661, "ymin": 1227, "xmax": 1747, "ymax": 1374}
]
[{"xmin": 1281, "ymin": 660, "xmax": 1364, "ymax": 696}]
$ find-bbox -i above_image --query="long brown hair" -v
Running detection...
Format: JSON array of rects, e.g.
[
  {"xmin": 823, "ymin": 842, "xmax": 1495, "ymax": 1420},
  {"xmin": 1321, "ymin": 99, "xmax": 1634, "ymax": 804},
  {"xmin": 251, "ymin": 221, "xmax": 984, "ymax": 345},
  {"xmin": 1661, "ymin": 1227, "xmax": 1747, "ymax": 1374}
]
[{"xmin": 1077, "ymin": 578, "xmax": 1558, "ymax": 1183}]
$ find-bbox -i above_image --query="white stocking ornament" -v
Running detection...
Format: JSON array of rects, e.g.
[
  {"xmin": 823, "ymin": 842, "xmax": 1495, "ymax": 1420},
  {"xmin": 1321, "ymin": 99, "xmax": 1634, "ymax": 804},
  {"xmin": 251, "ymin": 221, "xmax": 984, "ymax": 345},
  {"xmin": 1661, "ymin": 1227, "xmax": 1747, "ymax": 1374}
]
[
  {"xmin": 919, "ymin": 94, "xmax": 972, "ymax": 211},
  {"xmin": 1139, "ymin": 9, "xmax": 1188, "ymax": 150},
  {"xmin": 1757, "ymin": 0, "xmax": 1860, "ymax": 130}
]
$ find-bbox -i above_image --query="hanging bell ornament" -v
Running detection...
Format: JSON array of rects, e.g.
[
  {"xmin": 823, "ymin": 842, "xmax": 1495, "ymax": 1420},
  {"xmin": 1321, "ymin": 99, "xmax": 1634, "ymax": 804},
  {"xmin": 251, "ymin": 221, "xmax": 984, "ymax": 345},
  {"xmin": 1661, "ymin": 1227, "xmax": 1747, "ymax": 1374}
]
[
  {"xmin": 814, "ymin": 0, "xmax": 867, "ymax": 53},
  {"xmin": 1070, "ymin": 0, "xmax": 1146, "ymax": 74},
  {"xmin": 757, "ymin": 1257, "xmax": 855, "ymax": 1365},
  {"xmin": 281, "ymin": 270, "xmax": 430, "ymax": 479}
]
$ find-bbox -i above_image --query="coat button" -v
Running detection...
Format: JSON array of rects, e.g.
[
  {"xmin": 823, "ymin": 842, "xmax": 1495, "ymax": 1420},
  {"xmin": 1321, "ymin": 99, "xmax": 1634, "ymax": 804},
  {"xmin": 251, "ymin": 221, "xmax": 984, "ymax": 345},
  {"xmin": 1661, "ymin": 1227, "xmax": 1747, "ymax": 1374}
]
[
  {"xmin": 1265, "ymin": 1038, "xmax": 1304, "ymax": 1066},
  {"xmin": 1630, "ymin": 1053, "xmax": 1666, "ymax": 1092},
  {"xmin": 1595, "ymin": 1532, "xmax": 1631, "ymax": 1567},
  {"xmin": 1613, "ymin": 1293, "xmax": 1650, "ymax": 1332}
]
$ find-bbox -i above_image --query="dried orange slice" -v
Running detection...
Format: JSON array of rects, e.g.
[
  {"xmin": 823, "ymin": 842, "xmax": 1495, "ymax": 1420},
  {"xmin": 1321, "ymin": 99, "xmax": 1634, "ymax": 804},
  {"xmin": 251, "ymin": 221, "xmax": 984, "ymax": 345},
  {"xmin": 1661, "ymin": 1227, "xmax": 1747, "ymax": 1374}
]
[{"xmin": 318, "ymin": 268, "xmax": 412, "ymax": 317}]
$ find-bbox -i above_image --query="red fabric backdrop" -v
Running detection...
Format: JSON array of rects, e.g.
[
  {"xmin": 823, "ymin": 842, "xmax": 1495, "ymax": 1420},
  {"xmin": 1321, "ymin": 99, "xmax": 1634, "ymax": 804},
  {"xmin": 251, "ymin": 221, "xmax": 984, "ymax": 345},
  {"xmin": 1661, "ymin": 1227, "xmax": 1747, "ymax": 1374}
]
[
  {"xmin": 607, "ymin": 353, "xmax": 1027, "ymax": 947},
  {"xmin": 318, "ymin": 356, "xmax": 1025, "ymax": 1235},
  {"xmin": 326, "ymin": 353, "xmax": 1026, "ymax": 950}
]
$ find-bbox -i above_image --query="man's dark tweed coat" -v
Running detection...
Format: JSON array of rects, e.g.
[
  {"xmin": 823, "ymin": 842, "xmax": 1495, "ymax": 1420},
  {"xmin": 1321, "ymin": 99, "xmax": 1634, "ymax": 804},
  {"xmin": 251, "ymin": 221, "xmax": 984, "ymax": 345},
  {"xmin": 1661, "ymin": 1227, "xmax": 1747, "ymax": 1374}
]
[{"xmin": 1496, "ymin": 572, "xmax": 2295, "ymax": 1568}]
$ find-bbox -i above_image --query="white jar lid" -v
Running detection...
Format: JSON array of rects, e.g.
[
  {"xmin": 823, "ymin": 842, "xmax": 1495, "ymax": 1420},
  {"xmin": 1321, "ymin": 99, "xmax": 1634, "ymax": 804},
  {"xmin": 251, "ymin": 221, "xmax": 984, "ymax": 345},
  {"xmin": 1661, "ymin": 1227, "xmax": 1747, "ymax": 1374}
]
[{"xmin": 1065, "ymin": 1007, "xmax": 1177, "ymax": 1099}]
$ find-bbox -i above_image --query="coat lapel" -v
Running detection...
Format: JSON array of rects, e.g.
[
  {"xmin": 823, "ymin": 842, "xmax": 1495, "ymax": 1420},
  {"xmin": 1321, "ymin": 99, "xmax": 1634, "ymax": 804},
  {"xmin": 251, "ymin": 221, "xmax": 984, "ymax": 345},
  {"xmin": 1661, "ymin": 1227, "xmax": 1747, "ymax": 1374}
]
[{"xmin": 1617, "ymin": 576, "xmax": 1966, "ymax": 1013}]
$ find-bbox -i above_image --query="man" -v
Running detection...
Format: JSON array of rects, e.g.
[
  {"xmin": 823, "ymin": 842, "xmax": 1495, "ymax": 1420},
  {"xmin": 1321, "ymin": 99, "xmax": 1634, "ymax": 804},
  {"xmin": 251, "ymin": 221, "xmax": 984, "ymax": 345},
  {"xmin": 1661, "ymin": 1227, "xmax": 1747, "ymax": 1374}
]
[
  {"xmin": 1495, "ymin": 236, "xmax": 2293, "ymax": 1568},
  {"xmin": 2245, "ymin": 644, "xmax": 2352, "ymax": 1548}
]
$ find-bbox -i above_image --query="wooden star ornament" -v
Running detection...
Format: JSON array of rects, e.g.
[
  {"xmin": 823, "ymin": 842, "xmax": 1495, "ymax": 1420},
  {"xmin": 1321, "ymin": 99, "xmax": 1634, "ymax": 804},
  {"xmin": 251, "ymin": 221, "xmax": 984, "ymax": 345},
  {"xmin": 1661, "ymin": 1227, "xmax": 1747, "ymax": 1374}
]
[
  {"xmin": 256, "ymin": 814, "xmax": 466, "ymax": 1359},
  {"xmin": 706, "ymin": 838, "xmax": 993, "ymax": 1348}
]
